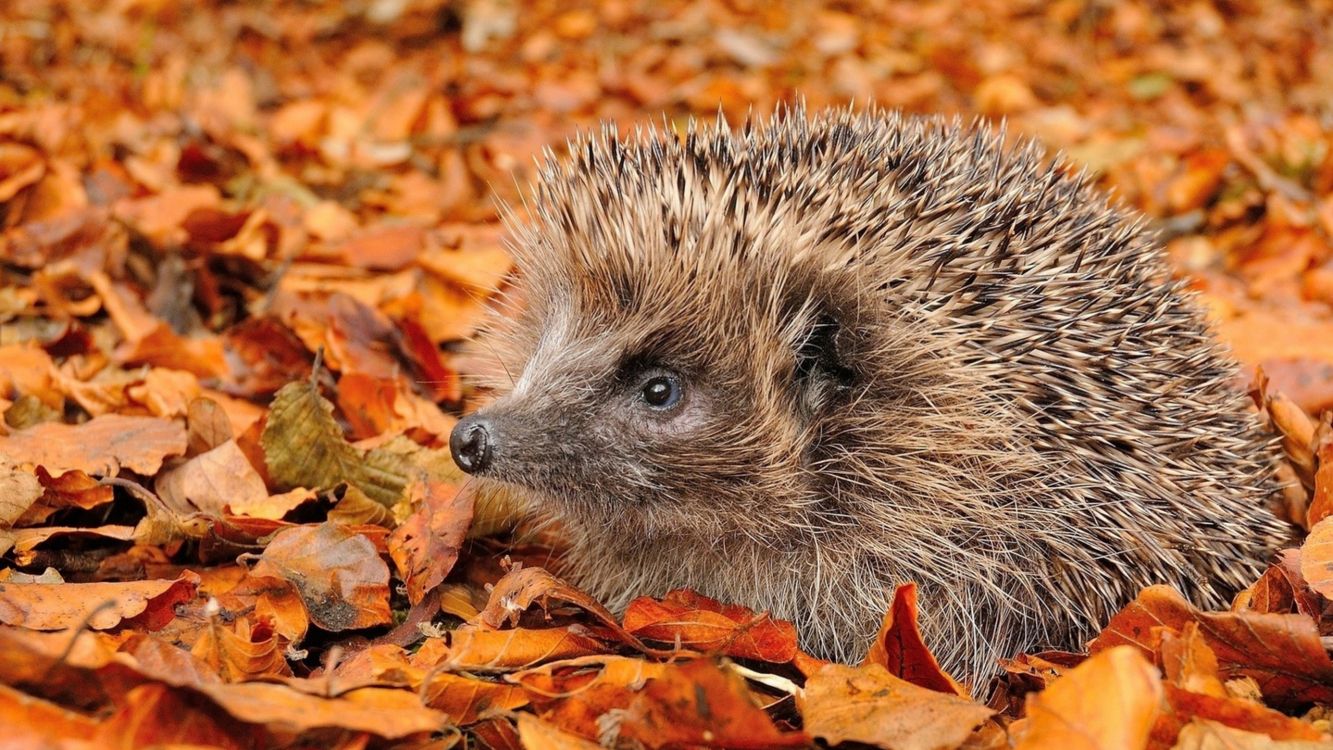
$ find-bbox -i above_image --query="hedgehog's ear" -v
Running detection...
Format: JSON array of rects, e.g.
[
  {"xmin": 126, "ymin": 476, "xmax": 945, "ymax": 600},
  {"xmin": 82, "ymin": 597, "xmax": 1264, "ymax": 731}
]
[{"xmin": 794, "ymin": 312, "xmax": 855, "ymax": 392}]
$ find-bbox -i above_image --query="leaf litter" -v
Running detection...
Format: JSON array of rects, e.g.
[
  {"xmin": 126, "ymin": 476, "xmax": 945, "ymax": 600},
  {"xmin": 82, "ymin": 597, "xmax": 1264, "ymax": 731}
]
[{"xmin": 0, "ymin": 0, "xmax": 1332, "ymax": 747}]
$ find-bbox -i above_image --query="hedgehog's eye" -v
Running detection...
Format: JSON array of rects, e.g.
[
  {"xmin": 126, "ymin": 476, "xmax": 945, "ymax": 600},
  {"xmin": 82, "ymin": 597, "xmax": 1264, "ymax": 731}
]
[{"xmin": 639, "ymin": 374, "xmax": 682, "ymax": 410}]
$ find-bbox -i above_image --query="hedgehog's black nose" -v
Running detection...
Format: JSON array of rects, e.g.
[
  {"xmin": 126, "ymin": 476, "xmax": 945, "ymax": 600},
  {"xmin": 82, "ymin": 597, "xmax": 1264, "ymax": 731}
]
[{"xmin": 450, "ymin": 414, "xmax": 493, "ymax": 474}]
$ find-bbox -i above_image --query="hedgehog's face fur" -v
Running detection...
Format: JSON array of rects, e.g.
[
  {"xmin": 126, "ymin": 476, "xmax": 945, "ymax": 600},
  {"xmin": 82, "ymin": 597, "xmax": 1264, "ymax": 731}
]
[
  {"xmin": 451, "ymin": 107, "xmax": 1289, "ymax": 681},
  {"xmin": 462, "ymin": 231, "xmax": 885, "ymax": 544}
]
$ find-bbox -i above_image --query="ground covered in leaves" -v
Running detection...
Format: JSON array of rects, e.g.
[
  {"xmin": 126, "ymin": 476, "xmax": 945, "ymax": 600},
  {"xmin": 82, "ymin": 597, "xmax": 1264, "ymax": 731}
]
[{"xmin": 2, "ymin": 1, "xmax": 1333, "ymax": 748}]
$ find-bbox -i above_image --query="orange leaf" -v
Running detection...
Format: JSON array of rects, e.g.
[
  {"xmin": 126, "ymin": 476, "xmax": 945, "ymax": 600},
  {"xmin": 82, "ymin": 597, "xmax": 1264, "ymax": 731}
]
[
  {"xmin": 1091, "ymin": 585, "xmax": 1333, "ymax": 706},
  {"xmin": 191, "ymin": 680, "xmax": 446, "ymax": 738},
  {"xmin": 1014, "ymin": 646, "xmax": 1163, "ymax": 750},
  {"xmin": 388, "ymin": 481, "xmax": 473, "ymax": 605},
  {"xmin": 622, "ymin": 589, "xmax": 799, "ymax": 663},
  {"xmin": 1159, "ymin": 623, "xmax": 1226, "ymax": 698},
  {"xmin": 0, "ymin": 682, "xmax": 98, "ymax": 746},
  {"xmin": 616, "ymin": 659, "xmax": 807, "ymax": 749},
  {"xmin": 154, "ymin": 439, "xmax": 268, "ymax": 516},
  {"xmin": 191, "ymin": 615, "xmax": 292, "ymax": 681},
  {"xmin": 421, "ymin": 671, "xmax": 530, "ymax": 724},
  {"xmin": 251, "ymin": 522, "xmax": 391, "ymax": 632},
  {"xmin": 1156, "ymin": 683, "xmax": 1329, "ymax": 744},
  {"xmin": 862, "ymin": 582, "xmax": 966, "ymax": 696},
  {"xmin": 0, "ymin": 414, "xmax": 187, "ymax": 476},
  {"xmin": 516, "ymin": 713, "xmax": 604, "ymax": 750},
  {"xmin": 93, "ymin": 682, "xmax": 266, "ymax": 749},
  {"xmin": 479, "ymin": 565, "xmax": 664, "ymax": 656},
  {"xmin": 1300, "ymin": 517, "xmax": 1333, "ymax": 599},
  {"xmin": 801, "ymin": 662, "xmax": 994, "ymax": 750},
  {"xmin": 0, "ymin": 571, "xmax": 198, "ymax": 631},
  {"xmin": 426, "ymin": 624, "xmax": 610, "ymax": 671}
]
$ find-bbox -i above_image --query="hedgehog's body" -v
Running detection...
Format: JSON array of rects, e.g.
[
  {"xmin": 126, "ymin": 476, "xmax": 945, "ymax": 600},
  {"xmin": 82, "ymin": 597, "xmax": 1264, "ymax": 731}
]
[{"xmin": 449, "ymin": 107, "xmax": 1290, "ymax": 684}]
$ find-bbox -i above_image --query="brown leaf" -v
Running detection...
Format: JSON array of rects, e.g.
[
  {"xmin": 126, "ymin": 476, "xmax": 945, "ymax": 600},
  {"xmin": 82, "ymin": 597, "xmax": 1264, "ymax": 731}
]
[
  {"xmin": 1240, "ymin": 550, "xmax": 1322, "ymax": 617},
  {"xmin": 1160, "ymin": 623, "xmax": 1227, "ymax": 698},
  {"xmin": 214, "ymin": 572, "xmax": 310, "ymax": 643},
  {"xmin": 387, "ymin": 481, "xmax": 476, "ymax": 605},
  {"xmin": 191, "ymin": 615, "xmax": 293, "ymax": 681},
  {"xmin": 1157, "ymin": 684, "xmax": 1329, "ymax": 745},
  {"xmin": 191, "ymin": 680, "xmax": 446, "ymax": 739},
  {"xmin": 421, "ymin": 671, "xmax": 530, "ymax": 724},
  {"xmin": 427, "ymin": 624, "xmax": 610, "ymax": 672},
  {"xmin": 93, "ymin": 682, "xmax": 266, "ymax": 749},
  {"xmin": 155, "ymin": 439, "xmax": 268, "ymax": 515},
  {"xmin": 622, "ymin": 589, "xmax": 799, "ymax": 663},
  {"xmin": 1300, "ymin": 517, "xmax": 1333, "ymax": 599},
  {"xmin": 1013, "ymin": 646, "xmax": 1163, "ymax": 750},
  {"xmin": 480, "ymin": 565, "xmax": 665, "ymax": 656},
  {"xmin": 334, "ymin": 223, "xmax": 428, "ymax": 271},
  {"xmin": 0, "ymin": 453, "xmax": 42, "ymax": 526},
  {"xmin": 515, "ymin": 713, "xmax": 604, "ymax": 750},
  {"xmin": 801, "ymin": 662, "xmax": 994, "ymax": 750},
  {"xmin": 1091, "ymin": 585, "xmax": 1333, "ymax": 706},
  {"xmin": 0, "ymin": 571, "xmax": 199, "ymax": 631},
  {"xmin": 616, "ymin": 658, "xmax": 808, "ymax": 749},
  {"xmin": 0, "ymin": 413, "xmax": 187, "ymax": 476},
  {"xmin": 186, "ymin": 397, "xmax": 236, "ymax": 455},
  {"xmin": 863, "ymin": 582, "xmax": 967, "ymax": 696},
  {"xmin": 1172, "ymin": 719, "xmax": 1332, "ymax": 750},
  {"xmin": 251, "ymin": 522, "xmax": 392, "ymax": 631},
  {"xmin": 0, "ymin": 682, "xmax": 99, "ymax": 747},
  {"xmin": 19, "ymin": 466, "xmax": 114, "ymax": 525}
]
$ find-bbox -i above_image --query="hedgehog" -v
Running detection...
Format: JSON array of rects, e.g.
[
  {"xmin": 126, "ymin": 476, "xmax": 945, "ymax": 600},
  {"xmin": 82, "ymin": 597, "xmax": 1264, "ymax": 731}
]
[{"xmin": 448, "ymin": 104, "xmax": 1292, "ymax": 685}]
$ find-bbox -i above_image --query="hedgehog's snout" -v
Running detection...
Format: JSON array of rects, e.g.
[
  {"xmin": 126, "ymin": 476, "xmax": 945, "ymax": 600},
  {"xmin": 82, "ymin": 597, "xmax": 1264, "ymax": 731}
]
[{"xmin": 450, "ymin": 413, "xmax": 494, "ymax": 474}]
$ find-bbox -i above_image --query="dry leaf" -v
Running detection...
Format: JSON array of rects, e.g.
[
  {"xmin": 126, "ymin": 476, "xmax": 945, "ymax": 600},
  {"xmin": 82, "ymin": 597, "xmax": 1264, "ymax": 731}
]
[
  {"xmin": 1013, "ymin": 646, "xmax": 1163, "ymax": 750},
  {"xmin": 387, "ymin": 481, "xmax": 475, "ymax": 604},
  {"xmin": 863, "ymin": 582, "xmax": 967, "ymax": 696},
  {"xmin": 801, "ymin": 662, "xmax": 994, "ymax": 750},
  {"xmin": 155, "ymin": 439, "xmax": 268, "ymax": 516},
  {"xmin": 0, "ymin": 572, "xmax": 199, "ymax": 631},
  {"xmin": 622, "ymin": 588, "xmax": 799, "ymax": 663},
  {"xmin": 0, "ymin": 414, "xmax": 187, "ymax": 476},
  {"xmin": 1299, "ymin": 517, "xmax": 1333, "ymax": 599},
  {"xmin": 251, "ymin": 522, "xmax": 392, "ymax": 632}
]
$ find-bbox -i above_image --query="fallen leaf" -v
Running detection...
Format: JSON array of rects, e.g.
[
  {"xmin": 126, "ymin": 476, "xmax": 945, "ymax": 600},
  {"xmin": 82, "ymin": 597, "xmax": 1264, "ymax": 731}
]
[
  {"xmin": 622, "ymin": 589, "xmax": 799, "ymax": 663},
  {"xmin": 0, "ymin": 572, "xmax": 199, "ymax": 631},
  {"xmin": 191, "ymin": 615, "xmax": 292, "ymax": 681},
  {"xmin": 1172, "ymin": 719, "xmax": 1333, "ymax": 750},
  {"xmin": 432, "ymin": 624, "xmax": 610, "ymax": 671},
  {"xmin": 1013, "ymin": 646, "xmax": 1163, "ymax": 750},
  {"xmin": 863, "ymin": 582, "xmax": 966, "ymax": 696},
  {"xmin": 515, "ymin": 712, "xmax": 603, "ymax": 750},
  {"xmin": 1160, "ymin": 623, "xmax": 1227, "ymax": 698},
  {"xmin": 191, "ymin": 680, "xmax": 446, "ymax": 739},
  {"xmin": 1299, "ymin": 516, "xmax": 1333, "ymax": 599},
  {"xmin": 421, "ymin": 670, "xmax": 530, "ymax": 724},
  {"xmin": 0, "ymin": 454, "xmax": 42, "ymax": 526},
  {"xmin": 480, "ymin": 565, "xmax": 663, "ymax": 656},
  {"xmin": 0, "ymin": 413, "xmax": 187, "ymax": 475},
  {"xmin": 801, "ymin": 662, "xmax": 994, "ymax": 750},
  {"xmin": 1157, "ymin": 683, "xmax": 1330, "ymax": 744},
  {"xmin": 155, "ymin": 439, "xmax": 268, "ymax": 516},
  {"xmin": 388, "ymin": 480, "xmax": 475, "ymax": 604},
  {"xmin": 616, "ymin": 658, "xmax": 808, "ymax": 749},
  {"xmin": 94, "ymin": 682, "xmax": 266, "ymax": 749},
  {"xmin": 261, "ymin": 376, "xmax": 408, "ymax": 505},
  {"xmin": 1091, "ymin": 585, "xmax": 1333, "ymax": 706},
  {"xmin": 251, "ymin": 522, "xmax": 391, "ymax": 631},
  {"xmin": 0, "ymin": 682, "xmax": 99, "ymax": 747}
]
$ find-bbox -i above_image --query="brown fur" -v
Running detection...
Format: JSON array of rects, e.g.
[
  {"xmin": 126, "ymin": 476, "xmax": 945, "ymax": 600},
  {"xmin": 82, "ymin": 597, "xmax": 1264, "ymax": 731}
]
[{"xmin": 458, "ymin": 104, "xmax": 1291, "ymax": 685}]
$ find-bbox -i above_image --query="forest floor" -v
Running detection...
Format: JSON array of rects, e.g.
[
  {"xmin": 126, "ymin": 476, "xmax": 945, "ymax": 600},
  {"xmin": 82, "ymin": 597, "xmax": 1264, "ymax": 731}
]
[{"xmin": 1, "ymin": 1, "xmax": 1332, "ymax": 748}]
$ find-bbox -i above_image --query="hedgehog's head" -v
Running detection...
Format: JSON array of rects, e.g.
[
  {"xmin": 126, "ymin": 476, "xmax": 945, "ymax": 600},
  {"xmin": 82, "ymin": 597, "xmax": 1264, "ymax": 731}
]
[{"xmin": 450, "ymin": 115, "xmax": 1008, "ymax": 549}]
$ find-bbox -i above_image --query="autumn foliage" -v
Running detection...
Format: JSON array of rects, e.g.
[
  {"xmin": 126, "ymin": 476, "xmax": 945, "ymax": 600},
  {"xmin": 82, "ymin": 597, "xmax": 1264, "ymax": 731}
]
[{"xmin": 2, "ymin": 0, "xmax": 1333, "ymax": 747}]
